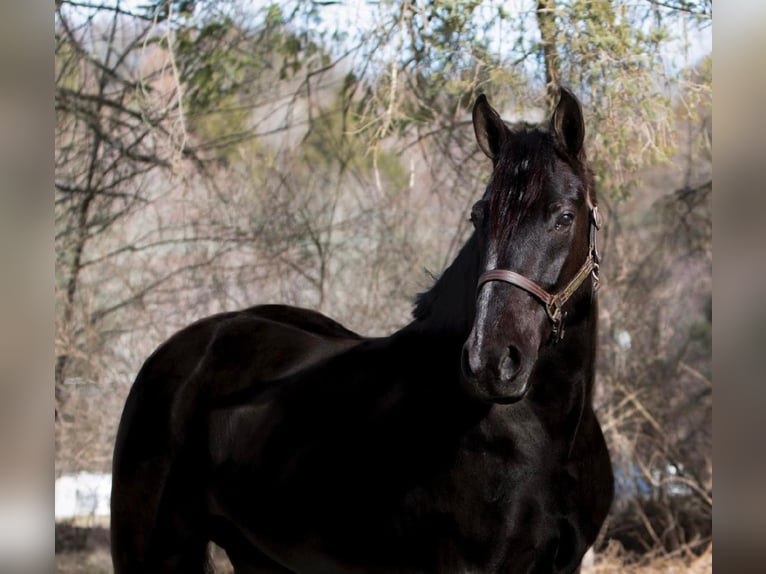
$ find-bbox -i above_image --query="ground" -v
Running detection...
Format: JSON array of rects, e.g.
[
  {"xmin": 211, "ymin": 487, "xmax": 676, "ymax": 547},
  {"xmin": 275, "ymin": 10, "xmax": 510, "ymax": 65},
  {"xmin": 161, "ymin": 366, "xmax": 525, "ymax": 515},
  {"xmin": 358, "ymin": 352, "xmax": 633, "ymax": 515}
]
[{"xmin": 54, "ymin": 521, "xmax": 712, "ymax": 573}]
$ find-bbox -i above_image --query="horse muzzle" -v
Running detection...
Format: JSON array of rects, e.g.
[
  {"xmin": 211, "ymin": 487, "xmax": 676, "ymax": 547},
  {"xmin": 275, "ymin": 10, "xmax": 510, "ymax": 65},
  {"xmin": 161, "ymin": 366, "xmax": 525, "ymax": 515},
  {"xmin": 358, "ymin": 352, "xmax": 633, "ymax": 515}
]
[{"xmin": 460, "ymin": 338, "xmax": 534, "ymax": 404}]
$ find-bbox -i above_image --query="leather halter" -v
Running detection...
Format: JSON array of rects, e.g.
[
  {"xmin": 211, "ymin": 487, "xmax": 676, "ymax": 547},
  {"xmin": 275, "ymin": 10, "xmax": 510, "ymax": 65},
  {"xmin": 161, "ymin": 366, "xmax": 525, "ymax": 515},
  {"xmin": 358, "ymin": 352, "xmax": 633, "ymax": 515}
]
[{"xmin": 477, "ymin": 205, "xmax": 601, "ymax": 342}]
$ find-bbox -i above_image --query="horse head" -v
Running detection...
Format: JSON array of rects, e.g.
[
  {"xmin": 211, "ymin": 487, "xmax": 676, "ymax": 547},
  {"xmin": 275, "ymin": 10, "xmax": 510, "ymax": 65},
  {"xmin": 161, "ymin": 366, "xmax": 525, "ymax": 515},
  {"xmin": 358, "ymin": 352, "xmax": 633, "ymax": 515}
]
[{"xmin": 461, "ymin": 88, "xmax": 600, "ymax": 404}]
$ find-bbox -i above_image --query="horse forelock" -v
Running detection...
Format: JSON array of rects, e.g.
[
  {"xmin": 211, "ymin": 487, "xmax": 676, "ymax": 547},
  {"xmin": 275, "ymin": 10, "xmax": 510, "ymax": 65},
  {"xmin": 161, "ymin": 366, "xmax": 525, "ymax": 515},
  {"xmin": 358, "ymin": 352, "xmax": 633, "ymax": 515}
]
[{"xmin": 487, "ymin": 129, "xmax": 550, "ymax": 245}]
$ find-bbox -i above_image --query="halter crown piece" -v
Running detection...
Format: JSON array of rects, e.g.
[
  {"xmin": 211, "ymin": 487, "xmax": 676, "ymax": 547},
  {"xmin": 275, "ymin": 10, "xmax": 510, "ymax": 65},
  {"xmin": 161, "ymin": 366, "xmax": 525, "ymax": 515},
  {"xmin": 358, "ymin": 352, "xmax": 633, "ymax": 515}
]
[{"xmin": 477, "ymin": 205, "xmax": 601, "ymax": 342}]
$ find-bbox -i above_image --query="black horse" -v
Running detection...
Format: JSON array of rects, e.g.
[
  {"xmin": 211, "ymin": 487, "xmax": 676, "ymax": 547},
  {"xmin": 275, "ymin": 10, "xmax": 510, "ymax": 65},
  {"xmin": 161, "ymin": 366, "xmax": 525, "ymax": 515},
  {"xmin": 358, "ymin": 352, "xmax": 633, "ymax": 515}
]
[{"xmin": 111, "ymin": 88, "xmax": 613, "ymax": 574}]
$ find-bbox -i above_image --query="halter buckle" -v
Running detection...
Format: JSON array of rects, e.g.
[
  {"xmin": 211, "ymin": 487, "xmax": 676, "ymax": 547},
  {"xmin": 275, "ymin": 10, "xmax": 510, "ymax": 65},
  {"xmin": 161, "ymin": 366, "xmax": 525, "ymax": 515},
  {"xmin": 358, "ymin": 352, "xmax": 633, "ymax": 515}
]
[{"xmin": 546, "ymin": 300, "xmax": 566, "ymax": 342}]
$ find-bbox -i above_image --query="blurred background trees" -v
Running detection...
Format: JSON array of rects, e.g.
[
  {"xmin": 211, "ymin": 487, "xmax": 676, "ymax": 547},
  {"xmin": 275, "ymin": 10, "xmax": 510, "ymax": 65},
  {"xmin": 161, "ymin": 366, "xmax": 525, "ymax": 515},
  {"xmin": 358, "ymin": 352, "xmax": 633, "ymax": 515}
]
[{"xmin": 55, "ymin": 0, "xmax": 711, "ymax": 564}]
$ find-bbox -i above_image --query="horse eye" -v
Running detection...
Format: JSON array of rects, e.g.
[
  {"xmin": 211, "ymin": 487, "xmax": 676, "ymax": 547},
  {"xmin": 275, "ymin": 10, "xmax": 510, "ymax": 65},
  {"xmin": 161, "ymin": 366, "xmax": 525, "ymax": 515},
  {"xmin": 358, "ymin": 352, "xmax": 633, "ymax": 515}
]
[{"xmin": 555, "ymin": 212, "xmax": 574, "ymax": 230}]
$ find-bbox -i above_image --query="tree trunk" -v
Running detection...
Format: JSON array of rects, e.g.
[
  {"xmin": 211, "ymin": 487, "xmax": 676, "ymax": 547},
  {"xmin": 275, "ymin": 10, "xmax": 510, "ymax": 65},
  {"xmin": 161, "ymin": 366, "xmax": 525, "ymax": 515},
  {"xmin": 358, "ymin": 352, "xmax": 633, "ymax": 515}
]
[{"xmin": 536, "ymin": 0, "xmax": 560, "ymax": 111}]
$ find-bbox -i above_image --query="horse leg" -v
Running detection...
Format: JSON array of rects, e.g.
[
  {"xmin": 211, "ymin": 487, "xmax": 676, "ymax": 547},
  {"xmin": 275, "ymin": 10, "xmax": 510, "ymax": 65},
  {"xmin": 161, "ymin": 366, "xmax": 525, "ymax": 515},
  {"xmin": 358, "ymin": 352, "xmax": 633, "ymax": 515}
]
[
  {"xmin": 111, "ymin": 457, "xmax": 213, "ymax": 574},
  {"xmin": 111, "ymin": 376, "xmax": 212, "ymax": 573}
]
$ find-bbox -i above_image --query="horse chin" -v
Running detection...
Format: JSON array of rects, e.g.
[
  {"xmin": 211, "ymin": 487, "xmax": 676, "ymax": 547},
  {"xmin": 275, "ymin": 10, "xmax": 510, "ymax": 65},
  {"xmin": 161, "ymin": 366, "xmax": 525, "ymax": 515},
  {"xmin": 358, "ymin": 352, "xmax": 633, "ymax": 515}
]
[{"xmin": 460, "ymin": 372, "xmax": 531, "ymax": 405}]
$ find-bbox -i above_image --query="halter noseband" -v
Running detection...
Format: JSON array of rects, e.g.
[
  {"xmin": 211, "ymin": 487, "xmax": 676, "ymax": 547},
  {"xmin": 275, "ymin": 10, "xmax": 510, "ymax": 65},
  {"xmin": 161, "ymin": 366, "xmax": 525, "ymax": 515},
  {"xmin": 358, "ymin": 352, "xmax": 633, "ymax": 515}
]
[{"xmin": 476, "ymin": 205, "xmax": 601, "ymax": 342}]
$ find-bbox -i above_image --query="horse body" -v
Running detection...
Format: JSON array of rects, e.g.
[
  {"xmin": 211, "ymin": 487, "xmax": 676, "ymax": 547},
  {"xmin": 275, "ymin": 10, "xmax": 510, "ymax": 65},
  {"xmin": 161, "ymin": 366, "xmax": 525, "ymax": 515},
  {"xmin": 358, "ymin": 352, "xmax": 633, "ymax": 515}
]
[{"xmin": 111, "ymin": 89, "xmax": 613, "ymax": 574}]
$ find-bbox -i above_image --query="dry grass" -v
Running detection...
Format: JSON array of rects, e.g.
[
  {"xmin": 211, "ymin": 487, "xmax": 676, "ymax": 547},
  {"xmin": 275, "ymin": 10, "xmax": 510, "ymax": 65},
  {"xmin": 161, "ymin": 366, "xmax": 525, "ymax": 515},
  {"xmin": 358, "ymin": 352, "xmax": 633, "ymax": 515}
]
[
  {"xmin": 585, "ymin": 540, "xmax": 713, "ymax": 573},
  {"xmin": 55, "ymin": 547, "xmax": 231, "ymax": 573},
  {"xmin": 56, "ymin": 543, "xmax": 713, "ymax": 573},
  {"xmin": 54, "ymin": 518, "xmax": 712, "ymax": 574},
  {"xmin": 56, "ymin": 548, "xmax": 113, "ymax": 574}
]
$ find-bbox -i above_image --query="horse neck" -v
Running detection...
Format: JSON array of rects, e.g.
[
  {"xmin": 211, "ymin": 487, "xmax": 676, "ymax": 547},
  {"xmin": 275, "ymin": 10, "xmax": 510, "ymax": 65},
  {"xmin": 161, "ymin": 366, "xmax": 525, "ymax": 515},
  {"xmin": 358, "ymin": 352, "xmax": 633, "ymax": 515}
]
[{"xmin": 409, "ymin": 233, "xmax": 480, "ymax": 342}]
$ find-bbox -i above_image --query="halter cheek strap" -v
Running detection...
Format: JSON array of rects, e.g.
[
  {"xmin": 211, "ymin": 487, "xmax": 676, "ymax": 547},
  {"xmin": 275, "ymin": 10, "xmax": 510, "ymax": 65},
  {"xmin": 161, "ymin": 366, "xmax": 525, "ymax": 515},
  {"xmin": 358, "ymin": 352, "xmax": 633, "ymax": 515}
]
[{"xmin": 476, "ymin": 206, "xmax": 601, "ymax": 342}]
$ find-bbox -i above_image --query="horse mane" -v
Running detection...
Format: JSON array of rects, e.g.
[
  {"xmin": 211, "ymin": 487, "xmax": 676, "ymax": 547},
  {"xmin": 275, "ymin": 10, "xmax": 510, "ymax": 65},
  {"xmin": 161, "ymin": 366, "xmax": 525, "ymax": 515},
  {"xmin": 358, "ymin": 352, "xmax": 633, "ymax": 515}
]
[{"xmin": 411, "ymin": 233, "xmax": 480, "ymax": 335}]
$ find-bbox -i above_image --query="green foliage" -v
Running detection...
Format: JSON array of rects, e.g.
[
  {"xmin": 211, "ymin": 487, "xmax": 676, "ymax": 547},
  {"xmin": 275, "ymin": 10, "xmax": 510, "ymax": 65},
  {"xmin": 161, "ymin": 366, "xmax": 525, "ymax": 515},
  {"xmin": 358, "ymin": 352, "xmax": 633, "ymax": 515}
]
[
  {"xmin": 173, "ymin": 17, "xmax": 250, "ymax": 114},
  {"xmin": 552, "ymin": 0, "xmax": 680, "ymax": 198},
  {"xmin": 271, "ymin": 0, "xmax": 705, "ymax": 204},
  {"xmin": 302, "ymin": 94, "xmax": 408, "ymax": 192},
  {"xmin": 141, "ymin": 0, "xmax": 711, "ymax": 202},
  {"xmin": 66, "ymin": 0, "xmax": 711, "ymax": 198},
  {"xmin": 160, "ymin": 2, "xmax": 335, "ymax": 160}
]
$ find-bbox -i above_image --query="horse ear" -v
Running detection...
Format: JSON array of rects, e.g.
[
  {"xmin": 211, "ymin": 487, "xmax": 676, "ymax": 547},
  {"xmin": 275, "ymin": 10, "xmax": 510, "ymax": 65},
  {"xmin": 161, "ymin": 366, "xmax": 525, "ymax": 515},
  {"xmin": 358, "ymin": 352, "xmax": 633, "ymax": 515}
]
[
  {"xmin": 550, "ymin": 87, "xmax": 585, "ymax": 158},
  {"xmin": 473, "ymin": 94, "xmax": 508, "ymax": 161}
]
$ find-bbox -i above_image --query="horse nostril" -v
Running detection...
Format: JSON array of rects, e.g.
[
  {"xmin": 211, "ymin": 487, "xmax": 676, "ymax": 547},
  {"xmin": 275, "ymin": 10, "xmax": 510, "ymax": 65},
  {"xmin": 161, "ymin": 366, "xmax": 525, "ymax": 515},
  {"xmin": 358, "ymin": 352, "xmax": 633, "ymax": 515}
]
[{"xmin": 499, "ymin": 346, "xmax": 522, "ymax": 382}]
